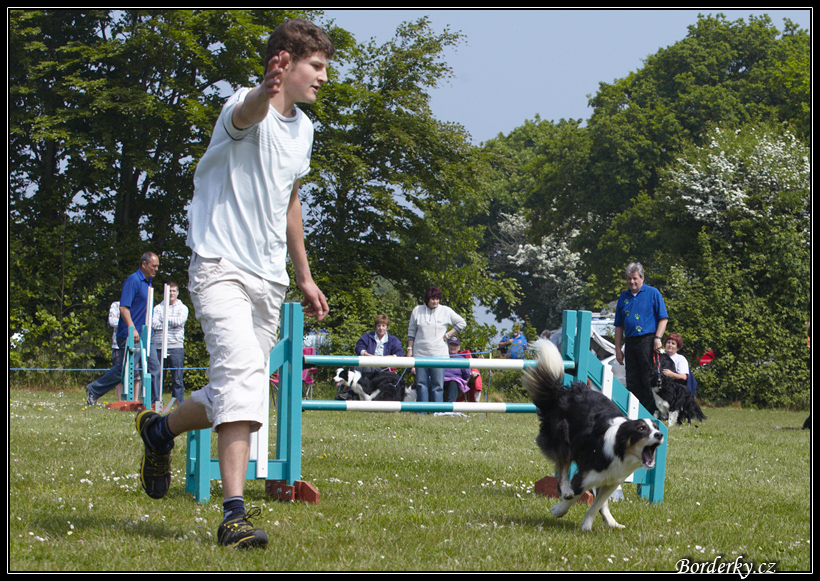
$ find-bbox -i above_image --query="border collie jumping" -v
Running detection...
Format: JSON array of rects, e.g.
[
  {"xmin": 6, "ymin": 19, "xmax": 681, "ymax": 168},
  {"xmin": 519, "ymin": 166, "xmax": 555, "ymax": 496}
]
[
  {"xmin": 651, "ymin": 354, "xmax": 706, "ymax": 426},
  {"xmin": 524, "ymin": 339, "xmax": 663, "ymax": 531},
  {"xmin": 333, "ymin": 368, "xmax": 415, "ymax": 402}
]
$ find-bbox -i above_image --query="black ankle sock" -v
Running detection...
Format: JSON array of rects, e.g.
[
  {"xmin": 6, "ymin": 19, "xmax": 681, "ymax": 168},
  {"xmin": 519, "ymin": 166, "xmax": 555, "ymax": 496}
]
[
  {"xmin": 223, "ymin": 496, "xmax": 245, "ymax": 522},
  {"xmin": 147, "ymin": 414, "xmax": 176, "ymax": 451}
]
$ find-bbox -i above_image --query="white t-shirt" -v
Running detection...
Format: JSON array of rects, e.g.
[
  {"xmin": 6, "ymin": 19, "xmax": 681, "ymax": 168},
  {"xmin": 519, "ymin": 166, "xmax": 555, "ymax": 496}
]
[
  {"xmin": 186, "ymin": 88, "xmax": 314, "ymax": 284},
  {"xmin": 669, "ymin": 352, "xmax": 690, "ymax": 378}
]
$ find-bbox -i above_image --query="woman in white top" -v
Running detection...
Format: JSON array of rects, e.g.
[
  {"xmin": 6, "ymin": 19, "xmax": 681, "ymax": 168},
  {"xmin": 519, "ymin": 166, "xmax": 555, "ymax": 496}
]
[
  {"xmin": 407, "ymin": 286, "xmax": 466, "ymax": 402},
  {"xmin": 663, "ymin": 333, "xmax": 690, "ymax": 385}
]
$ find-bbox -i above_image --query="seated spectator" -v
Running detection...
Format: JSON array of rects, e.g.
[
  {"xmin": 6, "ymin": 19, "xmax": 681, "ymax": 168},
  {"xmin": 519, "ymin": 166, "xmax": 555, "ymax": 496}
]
[
  {"xmin": 355, "ymin": 314, "xmax": 404, "ymax": 372},
  {"xmin": 444, "ymin": 336, "xmax": 478, "ymax": 402},
  {"xmin": 456, "ymin": 348, "xmax": 483, "ymax": 403},
  {"xmin": 663, "ymin": 333, "xmax": 690, "ymax": 386}
]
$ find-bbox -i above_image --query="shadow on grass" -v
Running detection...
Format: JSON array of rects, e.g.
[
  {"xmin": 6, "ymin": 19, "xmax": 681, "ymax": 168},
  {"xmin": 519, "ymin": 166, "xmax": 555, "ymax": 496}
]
[{"xmin": 32, "ymin": 511, "xmax": 200, "ymax": 543}]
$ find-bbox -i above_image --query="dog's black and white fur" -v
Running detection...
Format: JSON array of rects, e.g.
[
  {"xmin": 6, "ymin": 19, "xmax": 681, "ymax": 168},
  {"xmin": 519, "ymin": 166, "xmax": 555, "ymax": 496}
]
[
  {"xmin": 650, "ymin": 353, "xmax": 706, "ymax": 426},
  {"xmin": 333, "ymin": 368, "xmax": 416, "ymax": 402},
  {"xmin": 524, "ymin": 339, "xmax": 664, "ymax": 531}
]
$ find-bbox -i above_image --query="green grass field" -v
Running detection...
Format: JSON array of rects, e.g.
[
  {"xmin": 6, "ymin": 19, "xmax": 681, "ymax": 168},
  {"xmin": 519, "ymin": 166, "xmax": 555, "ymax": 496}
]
[{"xmin": 9, "ymin": 387, "xmax": 811, "ymax": 571}]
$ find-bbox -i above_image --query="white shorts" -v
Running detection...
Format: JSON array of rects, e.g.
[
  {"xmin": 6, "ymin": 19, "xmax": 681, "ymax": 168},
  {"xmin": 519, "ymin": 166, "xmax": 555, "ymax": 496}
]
[{"xmin": 188, "ymin": 253, "xmax": 286, "ymax": 432}]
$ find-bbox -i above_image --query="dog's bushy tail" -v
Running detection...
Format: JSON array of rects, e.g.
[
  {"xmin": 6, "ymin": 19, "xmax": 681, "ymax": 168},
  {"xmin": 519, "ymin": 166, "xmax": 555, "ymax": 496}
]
[
  {"xmin": 686, "ymin": 397, "xmax": 707, "ymax": 423},
  {"xmin": 524, "ymin": 339, "xmax": 566, "ymax": 409}
]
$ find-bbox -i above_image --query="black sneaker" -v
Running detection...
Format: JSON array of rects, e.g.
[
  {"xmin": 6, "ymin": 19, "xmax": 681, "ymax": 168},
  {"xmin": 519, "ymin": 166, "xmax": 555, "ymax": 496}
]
[
  {"xmin": 136, "ymin": 409, "xmax": 173, "ymax": 499},
  {"xmin": 217, "ymin": 507, "xmax": 269, "ymax": 549}
]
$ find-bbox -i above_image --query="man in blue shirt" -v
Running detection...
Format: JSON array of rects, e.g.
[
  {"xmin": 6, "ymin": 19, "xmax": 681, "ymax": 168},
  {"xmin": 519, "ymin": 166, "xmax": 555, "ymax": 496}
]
[
  {"xmin": 499, "ymin": 324, "xmax": 528, "ymax": 359},
  {"xmin": 86, "ymin": 252, "xmax": 159, "ymax": 405},
  {"xmin": 614, "ymin": 262, "xmax": 668, "ymax": 415}
]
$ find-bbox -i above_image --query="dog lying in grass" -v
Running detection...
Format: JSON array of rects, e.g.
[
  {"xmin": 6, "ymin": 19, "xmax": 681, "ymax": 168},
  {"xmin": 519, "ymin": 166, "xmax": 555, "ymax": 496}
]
[{"xmin": 333, "ymin": 368, "xmax": 415, "ymax": 402}]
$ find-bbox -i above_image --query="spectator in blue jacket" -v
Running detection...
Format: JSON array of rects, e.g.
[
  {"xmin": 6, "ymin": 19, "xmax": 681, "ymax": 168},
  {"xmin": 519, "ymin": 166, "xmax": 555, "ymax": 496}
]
[{"xmin": 355, "ymin": 314, "xmax": 404, "ymax": 371}]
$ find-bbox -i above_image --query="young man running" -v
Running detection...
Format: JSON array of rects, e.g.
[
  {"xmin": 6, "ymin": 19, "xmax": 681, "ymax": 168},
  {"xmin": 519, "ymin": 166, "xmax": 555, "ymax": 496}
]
[{"xmin": 135, "ymin": 19, "xmax": 333, "ymax": 549}]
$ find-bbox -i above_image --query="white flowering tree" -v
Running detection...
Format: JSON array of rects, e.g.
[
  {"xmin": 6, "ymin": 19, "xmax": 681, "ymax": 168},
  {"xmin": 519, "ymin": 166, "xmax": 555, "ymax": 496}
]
[
  {"xmin": 661, "ymin": 126, "xmax": 810, "ymax": 407},
  {"xmin": 672, "ymin": 126, "xmax": 810, "ymax": 234},
  {"xmin": 490, "ymin": 212, "xmax": 586, "ymax": 331}
]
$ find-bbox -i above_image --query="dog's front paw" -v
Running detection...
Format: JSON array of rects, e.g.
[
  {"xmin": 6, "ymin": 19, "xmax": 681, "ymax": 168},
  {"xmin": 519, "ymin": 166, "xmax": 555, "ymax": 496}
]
[{"xmin": 550, "ymin": 500, "xmax": 572, "ymax": 518}]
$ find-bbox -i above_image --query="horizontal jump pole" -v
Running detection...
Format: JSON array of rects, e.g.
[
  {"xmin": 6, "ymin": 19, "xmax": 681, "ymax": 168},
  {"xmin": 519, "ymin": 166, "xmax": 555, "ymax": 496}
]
[
  {"xmin": 302, "ymin": 401, "xmax": 537, "ymax": 413},
  {"xmin": 304, "ymin": 354, "xmax": 573, "ymax": 371}
]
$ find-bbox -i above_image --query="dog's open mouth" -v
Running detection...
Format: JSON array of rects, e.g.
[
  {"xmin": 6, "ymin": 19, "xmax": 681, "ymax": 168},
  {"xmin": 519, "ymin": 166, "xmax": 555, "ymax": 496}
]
[{"xmin": 642, "ymin": 443, "xmax": 660, "ymax": 469}]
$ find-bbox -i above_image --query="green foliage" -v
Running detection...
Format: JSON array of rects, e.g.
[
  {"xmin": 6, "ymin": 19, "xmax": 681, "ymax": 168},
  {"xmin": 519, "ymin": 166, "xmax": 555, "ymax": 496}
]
[
  {"xmin": 668, "ymin": 222, "xmax": 810, "ymax": 409},
  {"xmin": 655, "ymin": 125, "xmax": 810, "ymax": 408},
  {"xmin": 583, "ymin": 14, "xmax": 810, "ymax": 284}
]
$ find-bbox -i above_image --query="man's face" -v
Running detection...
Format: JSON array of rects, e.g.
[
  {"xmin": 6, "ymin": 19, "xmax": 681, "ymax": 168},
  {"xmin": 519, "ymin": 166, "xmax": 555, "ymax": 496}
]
[
  {"xmin": 281, "ymin": 51, "xmax": 329, "ymax": 105},
  {"xmin": 142, "ymin": 255, "xmax": 159, "ymax": 279},
  {"xmin": 168, "ymin": 285, "xmax": 179, "ymax": 304},
  {"xmin": 626, "ymin": 272, "xmax": 644, "ymax": 293}
]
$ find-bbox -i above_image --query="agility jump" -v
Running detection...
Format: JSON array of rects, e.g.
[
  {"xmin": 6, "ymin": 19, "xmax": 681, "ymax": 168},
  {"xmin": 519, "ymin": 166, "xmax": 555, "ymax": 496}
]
[{"xmin": 183, "ymin": 304, "xmax": 668, "ymax": 505}]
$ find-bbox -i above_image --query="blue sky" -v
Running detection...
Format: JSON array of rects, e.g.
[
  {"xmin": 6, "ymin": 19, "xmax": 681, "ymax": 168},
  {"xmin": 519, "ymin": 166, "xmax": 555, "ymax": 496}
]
[{"xmin": 324, "ymin": 9, "xmax": 811, "ymax": 145}]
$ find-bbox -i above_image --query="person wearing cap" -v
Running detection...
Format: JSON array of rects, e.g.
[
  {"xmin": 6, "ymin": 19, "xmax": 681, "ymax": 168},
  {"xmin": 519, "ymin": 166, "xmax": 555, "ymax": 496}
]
[
  {"xmin": 499, "ymin": 323, "xmax": 528, "ymax": 359},
  {"xmin": 443, "ymin": 336, "xmax": 479, "ymax": 403}
]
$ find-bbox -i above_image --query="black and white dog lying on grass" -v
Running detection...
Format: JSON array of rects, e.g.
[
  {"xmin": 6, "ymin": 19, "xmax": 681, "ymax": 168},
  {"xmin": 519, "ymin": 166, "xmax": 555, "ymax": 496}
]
[
  {"xmin": 524, "ymin": 339, "xmax": 664, "ymax": 531},
  {"xmin": 333, "ymin": 368, "xmax": 416, "ymax": 402},
  {"xmin": 650, "ymin": 354, "xmax": 706, "ymax": 426}
]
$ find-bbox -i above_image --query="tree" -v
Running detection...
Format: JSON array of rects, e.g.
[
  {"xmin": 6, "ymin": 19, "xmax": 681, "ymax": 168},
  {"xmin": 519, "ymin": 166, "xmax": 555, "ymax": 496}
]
[
  {"xmin": 9, "ymin": 9, "xmax": 323, "ymax": 369},
  {"xmin": 9, "ymin": 11, "xmax": 515, "ymax": 373},
  {"xmin": 571, "ymin": 13, "xmax": 809, "ymax": 288},
  {"xmin": 659, "ymin": 126, "xmax": 810, "ymax": 408},
  {"xmin": 488, "ymin": 213, "xmax": 586, "ymax": 331},
  {"xmin": 474, "ymin": 117, "xmax": 589, "ymax": 323}
]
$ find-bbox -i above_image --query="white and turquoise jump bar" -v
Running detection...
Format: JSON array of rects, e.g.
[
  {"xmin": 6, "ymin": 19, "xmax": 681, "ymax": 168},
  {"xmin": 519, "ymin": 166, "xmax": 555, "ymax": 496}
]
[
  {"xmin": 184, "ymin": 305, "xmax": 668, "ymax": 505},
  {"xmin": 303, "ymin": 400, "xmax": 538, "ymax": 413},
  {"xmin": 302, "ymin": 353, "xmax": 561, "ymax": 413},
  {"xmin": 303, "ymin": 354, "xmax": 567, "ymax": 371}
]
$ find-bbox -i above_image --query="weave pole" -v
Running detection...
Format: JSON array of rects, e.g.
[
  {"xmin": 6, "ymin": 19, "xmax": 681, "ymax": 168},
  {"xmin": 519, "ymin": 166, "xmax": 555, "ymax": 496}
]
[
  {"xmin": 183, "ymin": 304, "xmax": 667, "ymax": 505},
  {"xmin": 158, "ymin": 284, "xmax": 170, "ymax": 407}
]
